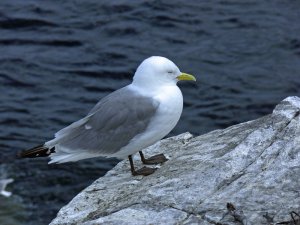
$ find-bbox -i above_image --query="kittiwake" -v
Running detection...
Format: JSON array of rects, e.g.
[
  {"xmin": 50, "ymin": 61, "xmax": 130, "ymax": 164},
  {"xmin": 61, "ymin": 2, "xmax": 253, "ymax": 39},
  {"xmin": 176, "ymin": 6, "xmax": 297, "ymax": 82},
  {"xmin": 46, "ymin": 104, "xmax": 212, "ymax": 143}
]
[{"xmin": 19, "ymin": 56, "xmax": 196, "ymax": 176}]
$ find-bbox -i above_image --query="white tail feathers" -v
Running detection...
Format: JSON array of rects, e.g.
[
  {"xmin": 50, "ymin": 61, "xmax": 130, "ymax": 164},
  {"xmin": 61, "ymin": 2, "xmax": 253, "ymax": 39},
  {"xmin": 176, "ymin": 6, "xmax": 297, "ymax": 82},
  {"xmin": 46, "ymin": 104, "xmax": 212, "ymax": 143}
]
[{"xmin": 48, "ymin": 145, "xmax": 99, "ymax": 164}]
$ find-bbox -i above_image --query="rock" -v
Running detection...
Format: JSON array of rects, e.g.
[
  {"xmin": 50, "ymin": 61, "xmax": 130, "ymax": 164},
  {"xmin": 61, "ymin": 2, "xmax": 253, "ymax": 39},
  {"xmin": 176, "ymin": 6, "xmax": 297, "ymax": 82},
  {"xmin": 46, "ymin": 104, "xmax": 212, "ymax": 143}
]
[{"xmin": 50, "ymin": 96, "xmax": 300, "ymax": 225}]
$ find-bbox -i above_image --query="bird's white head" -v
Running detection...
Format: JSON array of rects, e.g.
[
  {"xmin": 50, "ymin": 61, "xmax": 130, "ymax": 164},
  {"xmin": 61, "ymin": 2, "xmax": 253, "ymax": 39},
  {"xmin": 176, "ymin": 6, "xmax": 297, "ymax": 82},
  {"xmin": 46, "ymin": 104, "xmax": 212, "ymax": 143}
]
[{"xmin": 132, "ymin": 56, "xmax": 196, "ymax": 90}]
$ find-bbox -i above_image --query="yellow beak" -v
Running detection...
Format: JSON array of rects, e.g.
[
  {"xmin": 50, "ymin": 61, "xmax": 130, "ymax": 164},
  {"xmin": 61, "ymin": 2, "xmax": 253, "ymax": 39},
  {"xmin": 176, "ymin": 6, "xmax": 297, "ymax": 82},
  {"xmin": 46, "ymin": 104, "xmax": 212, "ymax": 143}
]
[{"xmin": 176, "ymin": 73, "xmax": 196, "ymax": 81}]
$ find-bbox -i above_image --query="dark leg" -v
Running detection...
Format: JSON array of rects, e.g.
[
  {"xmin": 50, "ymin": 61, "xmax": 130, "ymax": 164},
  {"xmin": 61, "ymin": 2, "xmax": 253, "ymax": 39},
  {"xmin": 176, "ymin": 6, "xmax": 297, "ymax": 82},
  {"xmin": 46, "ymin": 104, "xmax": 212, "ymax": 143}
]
[
  {"xmin": 128, "ymin": 155, "xmax": 156, "ymax": 176},
  {"xmin": 139, "ymin": 151, "xmax": 168, "ymax": 165}
]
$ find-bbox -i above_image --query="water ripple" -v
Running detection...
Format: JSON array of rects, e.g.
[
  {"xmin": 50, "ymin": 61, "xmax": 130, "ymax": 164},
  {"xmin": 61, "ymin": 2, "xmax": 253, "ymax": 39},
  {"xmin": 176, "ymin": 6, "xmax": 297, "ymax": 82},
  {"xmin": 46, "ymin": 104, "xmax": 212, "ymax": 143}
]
[{"xmin": 1, "ymin": 0, "xmax": 300, "ymax": 225}]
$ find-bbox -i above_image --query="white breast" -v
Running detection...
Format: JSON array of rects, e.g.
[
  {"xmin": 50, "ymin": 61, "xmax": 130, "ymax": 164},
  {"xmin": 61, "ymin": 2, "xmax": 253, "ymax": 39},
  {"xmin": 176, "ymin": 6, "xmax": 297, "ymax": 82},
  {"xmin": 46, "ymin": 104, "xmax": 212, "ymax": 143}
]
[{"xmin": 112, "ymin": 85, "xmax": 183, "ymax": 159}]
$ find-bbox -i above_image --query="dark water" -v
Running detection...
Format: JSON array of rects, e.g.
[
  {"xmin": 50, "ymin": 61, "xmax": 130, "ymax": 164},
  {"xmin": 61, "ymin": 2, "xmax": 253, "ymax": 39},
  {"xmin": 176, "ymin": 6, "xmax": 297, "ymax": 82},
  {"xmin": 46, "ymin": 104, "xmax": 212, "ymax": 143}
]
[{"xmin": 1, "ymin": 0, "xmax": 300, "ymax": 224}]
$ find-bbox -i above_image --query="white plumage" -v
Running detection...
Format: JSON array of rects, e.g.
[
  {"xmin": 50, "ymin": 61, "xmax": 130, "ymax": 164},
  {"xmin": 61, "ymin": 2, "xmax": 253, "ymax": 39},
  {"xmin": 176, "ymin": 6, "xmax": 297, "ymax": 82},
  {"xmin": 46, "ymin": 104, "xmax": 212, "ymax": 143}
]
[{"xmin": 22, "ymin": 56, "xmax": 196, "ymax": 175}]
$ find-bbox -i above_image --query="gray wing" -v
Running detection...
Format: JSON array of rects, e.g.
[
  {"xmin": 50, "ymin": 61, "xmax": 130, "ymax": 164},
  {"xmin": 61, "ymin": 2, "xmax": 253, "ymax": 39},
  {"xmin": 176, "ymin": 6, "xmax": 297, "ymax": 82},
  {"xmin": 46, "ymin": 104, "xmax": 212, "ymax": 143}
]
[{"xmin": 49, "ymin": 86, "xmax": 159, "ymax": 155}]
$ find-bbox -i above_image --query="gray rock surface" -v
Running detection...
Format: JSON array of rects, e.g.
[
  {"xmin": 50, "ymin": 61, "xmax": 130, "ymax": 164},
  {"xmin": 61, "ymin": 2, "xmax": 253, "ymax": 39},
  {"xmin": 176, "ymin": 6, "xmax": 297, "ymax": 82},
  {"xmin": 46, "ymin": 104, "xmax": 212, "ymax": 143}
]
[{"xmin": 50, "ymin": 96, "xmax": 300, "ymax": 225}]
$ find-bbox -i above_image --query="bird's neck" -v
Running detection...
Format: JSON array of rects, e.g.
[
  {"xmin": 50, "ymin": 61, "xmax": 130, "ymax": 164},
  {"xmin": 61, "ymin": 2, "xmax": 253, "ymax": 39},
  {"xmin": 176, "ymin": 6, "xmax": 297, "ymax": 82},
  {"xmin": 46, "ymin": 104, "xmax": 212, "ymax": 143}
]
[{"xmin": 129, "ymin": 82, "xmax": 178, "ymax": 97}]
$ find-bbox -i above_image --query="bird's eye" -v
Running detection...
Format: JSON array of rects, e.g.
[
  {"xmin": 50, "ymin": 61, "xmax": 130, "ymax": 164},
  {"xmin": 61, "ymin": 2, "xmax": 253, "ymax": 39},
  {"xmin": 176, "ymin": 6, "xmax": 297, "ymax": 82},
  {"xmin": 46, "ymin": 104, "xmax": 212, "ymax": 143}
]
[{"xmin": 167, "ymin": 71, "xmax": 173, "ymax": 74}]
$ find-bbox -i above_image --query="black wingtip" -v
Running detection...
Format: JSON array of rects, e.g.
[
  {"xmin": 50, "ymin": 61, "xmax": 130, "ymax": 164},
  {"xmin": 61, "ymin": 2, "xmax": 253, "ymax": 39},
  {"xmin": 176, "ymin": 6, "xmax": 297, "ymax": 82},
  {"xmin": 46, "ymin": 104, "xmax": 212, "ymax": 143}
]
[{"xmin": 18, "ymin": 145, "xmax": 54, "ymax": 159}]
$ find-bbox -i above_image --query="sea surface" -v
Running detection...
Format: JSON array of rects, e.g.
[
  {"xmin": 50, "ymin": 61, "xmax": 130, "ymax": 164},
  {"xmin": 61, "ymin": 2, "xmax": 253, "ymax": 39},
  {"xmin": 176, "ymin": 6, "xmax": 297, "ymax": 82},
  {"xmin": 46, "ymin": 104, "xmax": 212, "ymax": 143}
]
[{"xmin": 0, "ymin": 0, "xmax": 300, "ymax": 224}]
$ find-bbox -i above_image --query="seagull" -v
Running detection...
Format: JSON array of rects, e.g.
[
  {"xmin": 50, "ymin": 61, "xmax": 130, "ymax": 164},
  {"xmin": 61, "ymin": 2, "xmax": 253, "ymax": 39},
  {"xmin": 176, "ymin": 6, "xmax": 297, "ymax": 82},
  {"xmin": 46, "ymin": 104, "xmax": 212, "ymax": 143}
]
[{"xmin": 19, "ymin": 56, "xmax": 196, "ymax": 176}]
